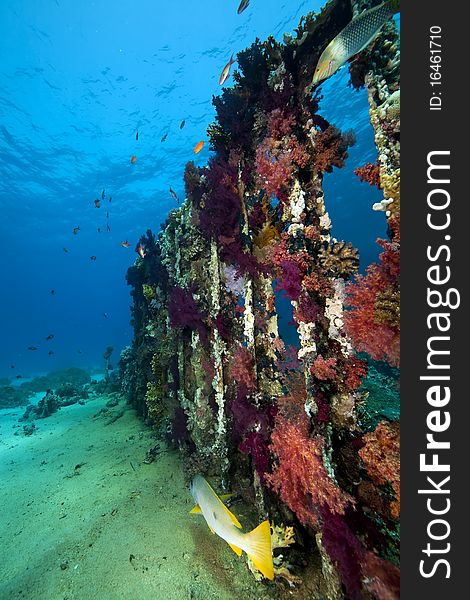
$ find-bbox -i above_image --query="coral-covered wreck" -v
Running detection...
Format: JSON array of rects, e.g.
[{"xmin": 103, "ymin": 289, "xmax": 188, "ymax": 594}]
[{"xmin": 120, "ymin": 1, "xmax": 400, "ymax": 598}]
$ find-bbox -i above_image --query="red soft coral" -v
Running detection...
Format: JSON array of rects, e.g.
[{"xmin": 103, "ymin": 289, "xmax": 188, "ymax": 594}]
[
  {"xmin": 229, "ymin": 344, "xmax": 256, "ymax": 393},
  {"xmin": 344, "ymin": 269, "xmax": 400, "ymax": 366},
  {"xmin": 341, "ymin": 356, "xmax": 368, "ymax": 391},
  {"xmin": 359, "ymin": 421, "xmax": 400, "ymax": 520},
  {"xmin": 313, "ymin": 126, "xmax": 356, "ymax": 173},
  {"xmin": 344, "ymin": 217, "xmax": 400, "ymax": 367},
  {"xmin": 267, "ymin": 416, "xmax": 353, "ymax": 528},
  {"xmin": 311, "ymin": 356, "xmax": 337, "ymax": 381},
  {"xmin": 354, "ymin": 162, "xmax": 381, "ymax": 187}
]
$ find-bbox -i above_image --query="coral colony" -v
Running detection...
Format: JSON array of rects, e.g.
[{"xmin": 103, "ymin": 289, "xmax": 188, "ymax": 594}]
[{"xmin": 119, "ymin": 0, "xmax": 400, "ymax": 597}]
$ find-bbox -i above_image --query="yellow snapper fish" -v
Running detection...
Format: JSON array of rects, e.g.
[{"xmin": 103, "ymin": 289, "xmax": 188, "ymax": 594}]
[
  {"xmin": 190, "ymin": 474, "xmax": 274, "ymax": 580},
  {"xmin": 312, "ymin": 0, "xmax": 400, "ymax": 85}
]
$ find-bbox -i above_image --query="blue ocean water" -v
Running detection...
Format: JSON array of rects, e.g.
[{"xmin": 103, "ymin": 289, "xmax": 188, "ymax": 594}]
[{"xmin": 0, "ymin": 0, "xmax": 383, "ymax": 378}]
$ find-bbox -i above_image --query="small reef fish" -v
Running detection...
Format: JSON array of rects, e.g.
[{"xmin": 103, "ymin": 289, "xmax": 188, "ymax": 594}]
[
  {"xmin": 194, "ymin": 141, "xmax": 205, "ymax": 154},
  {"xmin": 136, "ymin": 130, "xmax": 139, "ymax": 141},
  {"xmin": 219, "ymin": 54, "xmax": 235, "ymax": 86},
  {"xmin": 94, "ymin": 198, "xmax": 101, "ymax": 208},
  {"xmin": 27, "ymin": 346, "xmax": 38, "ymax": 351},
  {"xmin": 109, "ymin": 196, "xmax": 112, "ymax": 203},
  {"xmin": 102, "ymin": 189, "xmax": 105, "ymax": 200},
  {"xmin": 180, "ymin": 119, "xmax": 186, "ymax": 129},
  {"xmin": 106, "ymin": 211, "xmax": 109, "ymax": 219},
  {"xmin": 63, "ymin": 247, "xmax": 68, "ymax": 253},
  {"xmin": 73, "ymin": 226, "xmax": 80, "ymax": 235},
  {"xmin": 48, "ymin": 351, "xmax": 54, "ymax": 356},
  {"xmin": 121, "ymin": 240, "xmax": 131, "ymax": 248},
  {"xmin": 16, "ymin": 374, "xmax": 22, "ymax": 379},
  {"xmin": 50, "ymin": 289, "xmax": 55, "ymax": 295},
  {"xmin": 90, "ymin": 255, "xmax": 97, "ymax": 261},
  {"xmin": 161, "ymin": 133, "xmax": 168, "ymax": 142},
  {"xmin": 312, "ymin": 0, "xmax": 400, "ymax": 85},
  {"xmin": 102, "ymin": 313, "xmax": 108, "ymax": 319},
  {"xmin": 10, "ymin": 364, "xmax": 15, "ymax": 369},
  {"xmin": 137, "ymin": 244, "xmax": 146, "ymax": 259},
  {"xmin": 237, "ymin": 0, "xmax": 250, "ymax": 14},
  {"xmin": 45, "ymin": 334, "xmax": 54, "ymax": 341},
  {"xmin": 190, "ymin": 475, "xmax": 274, "ymax": 580},
  {"xmin": 106, "ymin": 224, "xmax": 111, "ymax": 233},
  {"xmin": 97, "ymin": 227, "xmax": 101, "ymax": 233},
  {"xmin": 131, "ymin": 155, "xmax": 137, "ymax": 165},
  {"xmin": 169, "ymin": 186, "xmax": 179, "ymax": 203}
]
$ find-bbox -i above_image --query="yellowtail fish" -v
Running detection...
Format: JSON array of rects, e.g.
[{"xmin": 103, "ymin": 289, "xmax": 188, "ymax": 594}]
[
  {"xmin": 219, "ymin": 54, "xmax": 235, "ymax": 86},
  {"xmin": 237, "ymin": 0, "xmax": 250, "ymax": 15},
  {"xmin": 190, "ymin": 475, "xmax": 274, "ymax": 580},
  {"xmin": 312, "ymin": 0, "xmax": 400, "ymax": 85}
]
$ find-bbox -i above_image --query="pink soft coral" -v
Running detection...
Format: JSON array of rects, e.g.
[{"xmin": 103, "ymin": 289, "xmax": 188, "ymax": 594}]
[{"xmin": 255, "ymin": 109, "xmax": 309, "ymax": 201}]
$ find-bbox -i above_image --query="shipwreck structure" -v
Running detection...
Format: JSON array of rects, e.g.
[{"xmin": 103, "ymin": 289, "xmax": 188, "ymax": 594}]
[{"xmin": 120, "ymin": 1, "xmax": 400, "ymax": 598}]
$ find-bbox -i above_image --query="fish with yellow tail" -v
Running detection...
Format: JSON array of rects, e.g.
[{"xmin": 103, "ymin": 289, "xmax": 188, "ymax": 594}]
[
  {"xmin": 190, "ymin": 475, "xmax": 274, "ymax": 580},
  {"xmin": 312, "ymin": 0, "xmax": 400, "ymax": 86}
]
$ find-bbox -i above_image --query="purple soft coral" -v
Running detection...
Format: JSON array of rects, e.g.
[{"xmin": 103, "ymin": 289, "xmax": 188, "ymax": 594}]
[{"xmin": 168, "ymin": 286, "xmax": 208, "ymax": 345}]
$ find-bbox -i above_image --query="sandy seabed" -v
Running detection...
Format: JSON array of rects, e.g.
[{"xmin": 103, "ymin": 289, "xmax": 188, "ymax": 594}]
[{"xmin": 0, "ymin": 394, "xmax": 273, "ymax": 600}]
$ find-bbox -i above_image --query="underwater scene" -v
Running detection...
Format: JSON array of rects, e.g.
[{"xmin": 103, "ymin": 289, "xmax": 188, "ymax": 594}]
[{"xmin": 0, "ymin": 1, "xmax": 400, "ymax": 598}]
